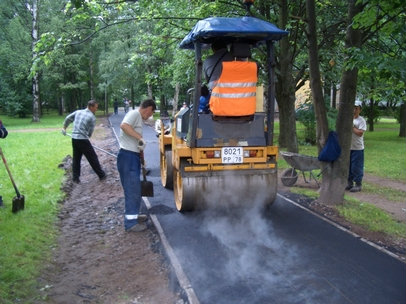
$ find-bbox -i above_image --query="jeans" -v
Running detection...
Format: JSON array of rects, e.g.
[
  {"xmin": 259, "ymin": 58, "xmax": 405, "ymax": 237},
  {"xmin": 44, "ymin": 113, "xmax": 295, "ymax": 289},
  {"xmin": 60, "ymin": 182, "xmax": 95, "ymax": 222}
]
[
  {"xmin": 348, "ymin": 149, "xmax": 364, "ymax": 185},
  {"xmin": 72, "ymin": 139, "xmax": 105, "ymax": 180},
  {"xmin": 117, "ymin": 149, "xmax": 141, "ymax": 230}
]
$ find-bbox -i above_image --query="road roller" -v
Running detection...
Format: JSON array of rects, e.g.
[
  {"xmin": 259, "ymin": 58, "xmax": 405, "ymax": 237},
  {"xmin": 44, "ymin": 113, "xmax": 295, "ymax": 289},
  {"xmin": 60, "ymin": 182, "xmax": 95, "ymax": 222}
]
[{"xmin": 159, "ymin": 16, "xmax": 288, "ymax": 212}]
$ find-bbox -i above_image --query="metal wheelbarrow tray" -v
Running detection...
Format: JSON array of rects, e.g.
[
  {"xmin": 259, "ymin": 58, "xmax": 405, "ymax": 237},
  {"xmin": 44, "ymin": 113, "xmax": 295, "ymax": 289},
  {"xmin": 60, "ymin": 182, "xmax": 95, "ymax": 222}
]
[{"xmin": 280, "ymin": 151, "xmax": 321, "ymax": 187}]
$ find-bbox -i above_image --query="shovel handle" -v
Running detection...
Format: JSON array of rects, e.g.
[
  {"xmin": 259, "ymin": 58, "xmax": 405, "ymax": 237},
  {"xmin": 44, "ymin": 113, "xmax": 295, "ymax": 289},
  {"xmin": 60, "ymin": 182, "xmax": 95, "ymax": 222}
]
[
  {"xmin": 0, "ymin": 147, "xmax": 22, "ymax": 197},
  {"xmin": 140, "ymin": 151, "xmax": 148, "ymax": 181}
]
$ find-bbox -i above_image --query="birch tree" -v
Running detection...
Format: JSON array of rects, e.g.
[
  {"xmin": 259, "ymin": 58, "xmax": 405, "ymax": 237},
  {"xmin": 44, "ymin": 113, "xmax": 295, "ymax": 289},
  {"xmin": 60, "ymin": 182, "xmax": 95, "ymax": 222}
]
[{"xmin": 28, "ymin": 0, "xmax": 41, "ymax": 122}]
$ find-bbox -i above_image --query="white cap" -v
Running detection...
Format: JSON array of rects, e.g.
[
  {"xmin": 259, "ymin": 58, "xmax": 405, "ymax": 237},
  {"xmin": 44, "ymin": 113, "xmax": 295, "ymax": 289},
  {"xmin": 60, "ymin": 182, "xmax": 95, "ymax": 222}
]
[{"xmin": 354, "ymin": 100, "xmax": 362, "ymax": 107}]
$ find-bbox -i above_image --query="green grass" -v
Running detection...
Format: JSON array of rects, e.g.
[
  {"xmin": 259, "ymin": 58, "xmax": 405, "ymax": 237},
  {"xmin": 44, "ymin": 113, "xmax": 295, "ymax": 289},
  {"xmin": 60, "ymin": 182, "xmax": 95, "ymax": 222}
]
[
  {"xmin": 290, "ymin": 188, "xmax": 319, "ymax": 200},
  {"xmin": 364, "ymin": 129, "xmax": 405, "ymax": 180},
  {"xmin": 1, "ymin": 110, "xmax": 108, "ymax": 130},
  {"xmin": 0, "ymin": 128, "xmax": 71, "ymax": 303},
  {"xmin": 1, "ymin": 113, "xmax": 63, "ymax": 129},
  {"xmin": 337, "ymin": 197, "xmax": 406, "ymax": 238},
  {"xmin": 289, "ymin": 188, "xmax": 406, "ymax": 238},
  {"xmin": 363, "ymin": 182, "xmax": 406, "ymax": 202}
]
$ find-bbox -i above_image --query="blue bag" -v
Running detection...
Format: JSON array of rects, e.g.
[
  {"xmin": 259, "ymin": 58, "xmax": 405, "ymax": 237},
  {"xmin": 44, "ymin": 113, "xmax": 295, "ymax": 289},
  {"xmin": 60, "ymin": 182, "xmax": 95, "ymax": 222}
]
[
  {"xmin": 0, "ymin": 120, "xmax": 8, "ymax": 139},
  {"xmin": 318, "ymin": 131, "xmax": 341, "ymax": 162}
]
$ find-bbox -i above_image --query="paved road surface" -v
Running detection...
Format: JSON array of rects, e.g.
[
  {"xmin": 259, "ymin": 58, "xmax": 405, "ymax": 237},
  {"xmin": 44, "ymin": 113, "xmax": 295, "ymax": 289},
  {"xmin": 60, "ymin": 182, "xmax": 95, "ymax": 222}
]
[{"xmin": 109, "ymin": 109, "xmax": 406, "ymax": 304}]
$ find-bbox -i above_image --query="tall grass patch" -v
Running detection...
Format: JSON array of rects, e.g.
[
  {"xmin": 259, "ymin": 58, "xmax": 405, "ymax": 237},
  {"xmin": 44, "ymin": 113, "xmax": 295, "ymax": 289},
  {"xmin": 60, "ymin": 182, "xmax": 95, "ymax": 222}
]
[{"xmin": 0, "ymin": 131, "xmax": 70, "ymax": 303}]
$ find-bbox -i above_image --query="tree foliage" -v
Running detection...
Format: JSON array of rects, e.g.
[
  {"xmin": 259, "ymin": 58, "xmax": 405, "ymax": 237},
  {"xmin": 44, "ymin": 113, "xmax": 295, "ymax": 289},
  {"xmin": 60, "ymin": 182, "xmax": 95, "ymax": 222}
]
[{"xmin": 0, "ymin": 0, "xmax": 403, "ymax": 131}]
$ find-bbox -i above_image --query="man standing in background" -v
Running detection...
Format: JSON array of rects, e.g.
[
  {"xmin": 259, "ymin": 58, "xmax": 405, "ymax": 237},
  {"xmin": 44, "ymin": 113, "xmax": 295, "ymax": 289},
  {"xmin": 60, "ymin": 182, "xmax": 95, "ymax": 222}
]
[
  {"xmin": 113, "ymin": 98, "xmax": 119, "ymax": 115},
  {"xmin": 62, "ymin": 100, "xmax": 106, "ymax": 184},
  {"xmin": 346, "ymin": 100, "xmax": 367, "ymax": 192}
]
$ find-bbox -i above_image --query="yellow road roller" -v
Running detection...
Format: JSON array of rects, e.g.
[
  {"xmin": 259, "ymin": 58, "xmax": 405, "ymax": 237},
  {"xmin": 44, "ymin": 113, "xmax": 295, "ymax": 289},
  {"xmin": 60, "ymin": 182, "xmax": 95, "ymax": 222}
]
[{"xmin": 159, "ymin": 16, "xmax": 288, "ymax": 212}]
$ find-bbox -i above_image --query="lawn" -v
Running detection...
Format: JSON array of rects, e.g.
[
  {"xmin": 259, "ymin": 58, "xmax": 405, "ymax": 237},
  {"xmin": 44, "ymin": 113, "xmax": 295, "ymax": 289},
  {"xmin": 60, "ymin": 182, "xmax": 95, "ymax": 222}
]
[{"xmin": 0, "ymin": 114, "xmax": 71, "ymax": 303}]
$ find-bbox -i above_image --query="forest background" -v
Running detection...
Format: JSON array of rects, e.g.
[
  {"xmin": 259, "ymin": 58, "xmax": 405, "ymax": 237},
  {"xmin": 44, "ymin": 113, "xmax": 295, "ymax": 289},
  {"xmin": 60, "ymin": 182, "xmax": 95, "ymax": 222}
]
[{"xmin": 0, "ymin": 0, "xmax": 405, "ymax": 203}]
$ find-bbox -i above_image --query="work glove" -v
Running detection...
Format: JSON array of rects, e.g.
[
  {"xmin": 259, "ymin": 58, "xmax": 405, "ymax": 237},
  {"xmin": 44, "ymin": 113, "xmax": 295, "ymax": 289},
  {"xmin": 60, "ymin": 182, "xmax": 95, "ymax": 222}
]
[
  {"xmin": 138, "ymin": 138, "xmax": 146, "ymax": 151},
  {"xmin": 61, "ymin": 129, "xmax": 66, "ymax": 136}
]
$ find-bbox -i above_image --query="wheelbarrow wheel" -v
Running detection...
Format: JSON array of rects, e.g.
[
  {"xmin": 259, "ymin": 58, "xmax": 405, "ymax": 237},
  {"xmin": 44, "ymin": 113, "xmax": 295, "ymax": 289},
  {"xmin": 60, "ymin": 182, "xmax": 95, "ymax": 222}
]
[{"xmin": 281, "ymin": 168, "xmax": 298, "ymax": 187}]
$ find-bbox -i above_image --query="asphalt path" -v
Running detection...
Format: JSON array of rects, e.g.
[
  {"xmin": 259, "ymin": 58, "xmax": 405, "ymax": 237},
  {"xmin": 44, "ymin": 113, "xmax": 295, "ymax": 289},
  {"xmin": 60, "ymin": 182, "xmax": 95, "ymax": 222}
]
[{"xmin": 109, "ymin": 108, "xmax": 406, "ymax": 304}]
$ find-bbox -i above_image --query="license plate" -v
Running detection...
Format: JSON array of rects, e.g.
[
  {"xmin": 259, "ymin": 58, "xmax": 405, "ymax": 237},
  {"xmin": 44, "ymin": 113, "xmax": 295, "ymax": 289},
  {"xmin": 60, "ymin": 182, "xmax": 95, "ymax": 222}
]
[{"xmin": 221, "ymin": 147, "xmax": 243, "ymax": 164}]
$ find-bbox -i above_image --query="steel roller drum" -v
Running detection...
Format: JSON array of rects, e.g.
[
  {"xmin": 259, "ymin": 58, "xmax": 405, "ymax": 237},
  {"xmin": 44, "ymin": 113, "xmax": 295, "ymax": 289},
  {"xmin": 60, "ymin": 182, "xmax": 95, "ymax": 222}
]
[{"xmin": 174, "ymin": 168, "xmax": 277, "ymax": 212}]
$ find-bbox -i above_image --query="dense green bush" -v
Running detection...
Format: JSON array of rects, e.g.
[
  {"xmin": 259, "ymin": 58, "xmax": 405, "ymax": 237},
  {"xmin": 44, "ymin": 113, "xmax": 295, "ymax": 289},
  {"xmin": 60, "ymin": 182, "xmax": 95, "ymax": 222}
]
[
  {"xmin": 296, "ymin": 101, "xmax": 338, "ymax": 145},
  {"xmin": 296, "ymin": 103, "xmax": 316, "ymax": 144}
]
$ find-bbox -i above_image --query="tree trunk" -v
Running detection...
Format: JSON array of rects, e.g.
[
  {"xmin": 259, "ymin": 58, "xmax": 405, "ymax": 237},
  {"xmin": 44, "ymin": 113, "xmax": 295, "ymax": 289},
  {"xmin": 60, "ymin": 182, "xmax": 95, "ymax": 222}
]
[
  {"xmin": 147, "ymin": 84, "xmax": 153, "ymax": 100},
  {"xmin": 30, "ymin": 0, "xmax": 40, "ymax": 122},
  {"xmin": 130, "ymin": 83, "xmax": 135, "ymax": 109},
  {"xmin": 59, "ymin": 95, "xmax": 64, "ymax": 116},
  {"xmin": 104, "ymin": 84, "xmax": 108, "ymax": 115},
  {"xmin": 319, "ymin": 0, "xmax": 364, "ymax": 205},
  {"xmin": 173, "ymin": 82, "xmax": 180, "ymax": 117},
  {"xmin": 276, "ymin": 0, "xmax": 298, "ymax": 153},
  {"xmin": 89, "ymin": 53, "xmax": 94, "ymax": 100},
  {"xmin": 276, "ymin": 72, "xmax": 298, "ymax": 152},
  {"xmin": 147, "ymin": 66, "xmax": 153, "ymax": 99},
  {"xmin": 305, "ymin": 0, "xmax": 329, "ymax": 152},
  {"xmin": 160, "ymin": 95, "xmax": 166, "ymax": 114},
  {"xmin": 331, "ymin": 84, "xmax": 337, "ymax": 108},
  {"xmin": 399, "ymin": 103, "xmax": 406, "ymax": 137},
  {"xmin": 367, "ymin": 97, "xmax": 375, "ymax": 132}
]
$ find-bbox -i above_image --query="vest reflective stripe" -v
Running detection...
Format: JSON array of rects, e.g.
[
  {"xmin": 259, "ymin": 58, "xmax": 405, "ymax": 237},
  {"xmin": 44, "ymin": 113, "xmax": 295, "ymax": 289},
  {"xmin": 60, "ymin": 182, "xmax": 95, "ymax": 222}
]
[
  {"xmin": 211, "ymin": 92, "xmax": 256, "ymax": 98},
  {"xmin": 125, "ymin": 214, "xmax": 139, "ymax": 220},
  {"xmin": 210, "ymin": 61, "xmax": 257, "ymax": 116},
  {"xmin": 215, "ymin": 82, "xmax": 257, "ymax": 88}
]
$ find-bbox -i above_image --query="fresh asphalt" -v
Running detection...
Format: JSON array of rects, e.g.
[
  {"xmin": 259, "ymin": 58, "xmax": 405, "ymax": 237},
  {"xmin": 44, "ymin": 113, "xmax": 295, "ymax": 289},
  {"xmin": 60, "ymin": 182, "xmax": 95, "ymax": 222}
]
[{"xmin": 109, "ymin": 108, "xmax": 406, "ymax": 304}]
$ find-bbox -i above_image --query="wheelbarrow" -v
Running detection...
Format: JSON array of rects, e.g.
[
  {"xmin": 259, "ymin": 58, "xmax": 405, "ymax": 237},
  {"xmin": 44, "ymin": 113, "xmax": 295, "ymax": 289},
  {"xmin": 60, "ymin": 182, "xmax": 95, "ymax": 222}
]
[{"xmin": 280, "ymin": 151, "xmax": 321, "ymax": 187}]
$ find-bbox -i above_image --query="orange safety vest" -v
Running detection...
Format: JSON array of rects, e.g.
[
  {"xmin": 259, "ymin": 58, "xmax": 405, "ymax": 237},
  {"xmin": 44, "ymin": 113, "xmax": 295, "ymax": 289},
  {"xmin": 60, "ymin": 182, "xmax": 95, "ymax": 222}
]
[{"xmin": 209, "ymin": 61, "xmax": 257, "ymax": 116}]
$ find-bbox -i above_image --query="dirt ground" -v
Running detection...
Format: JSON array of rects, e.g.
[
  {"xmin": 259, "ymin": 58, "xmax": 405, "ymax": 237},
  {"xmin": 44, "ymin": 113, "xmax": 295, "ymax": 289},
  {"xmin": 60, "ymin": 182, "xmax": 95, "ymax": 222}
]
[
  {"xmin": 37, "ymin": 117, "xmax": 405, "ymax": 303},
  {"xmin": 37, "ymin": 120, "xmax": 183, "ymax": 304}
]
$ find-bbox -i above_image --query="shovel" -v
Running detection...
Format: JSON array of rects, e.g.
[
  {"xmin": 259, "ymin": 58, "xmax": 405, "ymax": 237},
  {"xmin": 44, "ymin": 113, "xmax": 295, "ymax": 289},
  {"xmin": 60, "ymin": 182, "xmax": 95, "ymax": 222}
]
[
  {"xmin": 0, "ymin": 147, "xmax": 25, "ymax": 213},
  {"xmin": 64, "ymin": 132, "xmax": 118, "ymax": 158},
  {"xmin": 140, "ymin": 151, "xmax": 153, "ymax": 197}
]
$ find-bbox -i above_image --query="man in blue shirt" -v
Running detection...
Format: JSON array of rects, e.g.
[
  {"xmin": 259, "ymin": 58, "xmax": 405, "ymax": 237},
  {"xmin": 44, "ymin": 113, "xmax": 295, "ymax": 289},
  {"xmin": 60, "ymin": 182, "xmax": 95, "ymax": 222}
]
[{"xmin": 62, "ymin": 100, "xmax": 106, "ymax": 184}]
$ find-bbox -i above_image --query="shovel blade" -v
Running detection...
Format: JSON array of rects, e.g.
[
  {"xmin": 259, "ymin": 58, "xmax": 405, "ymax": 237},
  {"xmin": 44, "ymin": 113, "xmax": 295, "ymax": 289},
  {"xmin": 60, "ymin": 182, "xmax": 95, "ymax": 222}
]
[
  {"xmin": 141, "ymin": 181, "xmax": 154, "ymax": 197},
  {"xmin": 12, "ymin": 195, "xmax": 25, "ymax": 213}
]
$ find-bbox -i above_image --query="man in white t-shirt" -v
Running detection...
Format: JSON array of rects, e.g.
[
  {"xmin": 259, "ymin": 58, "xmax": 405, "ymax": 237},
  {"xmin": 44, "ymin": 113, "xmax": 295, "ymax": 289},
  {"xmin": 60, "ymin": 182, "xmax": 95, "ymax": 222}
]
[
  {"xmin": 346, "ymin": 101, "xmax": 367, "ymax": 192},
  {"xmin": 117, "ymin": 99, "xmax": 156, "ymax": 232}
]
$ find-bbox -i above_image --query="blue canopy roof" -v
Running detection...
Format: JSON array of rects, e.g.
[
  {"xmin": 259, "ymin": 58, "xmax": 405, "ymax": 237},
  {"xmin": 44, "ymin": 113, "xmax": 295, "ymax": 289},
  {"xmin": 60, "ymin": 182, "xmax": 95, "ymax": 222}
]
[{"xmin": 180, "ymin": 16, "xmax": 288, "ymax": 49}]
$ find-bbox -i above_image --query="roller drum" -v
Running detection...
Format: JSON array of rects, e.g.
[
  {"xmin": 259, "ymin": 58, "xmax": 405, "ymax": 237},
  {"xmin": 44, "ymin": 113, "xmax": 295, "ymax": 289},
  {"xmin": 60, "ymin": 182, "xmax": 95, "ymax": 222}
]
[{"xmin": 174, "ymin": 168, "xmax": 277, "ymax": 212}]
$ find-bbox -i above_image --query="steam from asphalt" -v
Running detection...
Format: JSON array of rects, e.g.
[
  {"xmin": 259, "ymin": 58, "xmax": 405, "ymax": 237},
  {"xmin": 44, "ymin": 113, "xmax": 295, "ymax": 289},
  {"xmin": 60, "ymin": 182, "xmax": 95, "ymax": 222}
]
[{"xmin": 198, "ymin": 187, "xmax": 300, "ymax": 287}]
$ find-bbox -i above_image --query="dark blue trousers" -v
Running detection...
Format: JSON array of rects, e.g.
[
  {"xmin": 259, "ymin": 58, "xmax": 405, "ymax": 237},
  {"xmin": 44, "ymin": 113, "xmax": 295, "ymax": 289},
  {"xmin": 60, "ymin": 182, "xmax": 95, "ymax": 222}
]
[
  {"xmin": 348, "ymin": 149, "xmax": 364, "ymax": 185},
  {"xmin": 72, "ymin": 139, "xmax": 105, "ymax": 180},
  {"xmin": 117, "ymin": 149, "xmax": 142, "ymax": 230}
]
